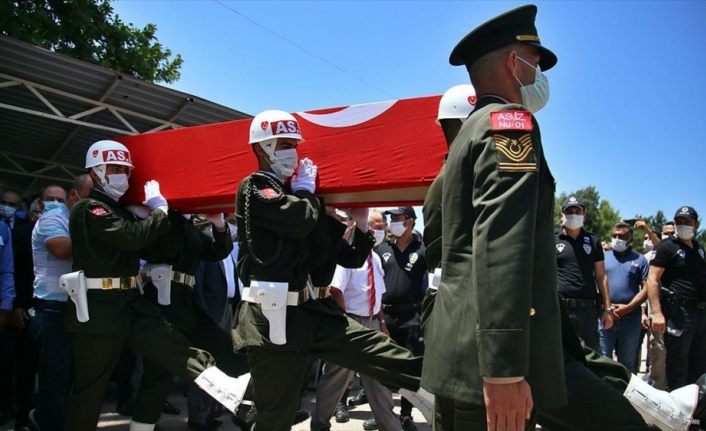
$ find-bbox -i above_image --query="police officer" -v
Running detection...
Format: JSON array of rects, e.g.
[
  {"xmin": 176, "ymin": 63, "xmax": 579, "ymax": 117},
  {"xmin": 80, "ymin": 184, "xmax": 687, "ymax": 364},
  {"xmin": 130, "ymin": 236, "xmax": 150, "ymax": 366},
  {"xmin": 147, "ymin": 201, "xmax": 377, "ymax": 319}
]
[
  {"xmin": 233, "ymin": 110, "xmax": 423, "ymax": 431},
  {"xmin": 128, "ymin": 210, "xmax": 244, "ymax": 430},
  {"xmin": 556, "ymin": 196, "xmax": 614, "ymax": 350},
  {"xmin": 648, "ymin": 206, "xmax": 706, "ymax": 390},
  {"xmin": 376, "ymin": 206, "xmax": 427, "ymax": 430},
  {"xmin": 64, "ymin": 140, "xmax": 233, "ymax": 431}
]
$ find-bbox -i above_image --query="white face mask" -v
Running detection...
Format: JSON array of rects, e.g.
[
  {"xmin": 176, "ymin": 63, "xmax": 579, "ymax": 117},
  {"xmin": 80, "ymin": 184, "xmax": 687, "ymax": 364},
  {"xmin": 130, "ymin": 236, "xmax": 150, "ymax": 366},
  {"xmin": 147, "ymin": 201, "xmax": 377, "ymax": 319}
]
[
  {"xmin": 611, "ymin": 238, "xmax": 629, "ymax": 252},
  {"xmin": 271, "ymin": 148, "xmax": 298, "ymax": 179},
  {"xmin": 515, "ymin": 56, "xmax": 550, "ymax": 113},
  {"xmin": 102, "ymin": 173, "xmax": 130, "ymax": 200},
  {"xmin": 389, "ymin": 221, "xmax": 407, "ymax": 237},
  {"xmin": 373, "ymin": 229, "xmax": 386, "ymax": 245},
  {"xmin": 676, "ymin": 224, "xmax": 695, "ymax": 240},
  {"xmin": 562, "ymin": 214, "xmax": 584, "ymax": 230},
  {"xmin": 643, "ymin": 240, "xmax": 654, "ymax": 252},
  {"xmin": 43, "ymin": 201, "xmax": 66, "ymax": 213}
]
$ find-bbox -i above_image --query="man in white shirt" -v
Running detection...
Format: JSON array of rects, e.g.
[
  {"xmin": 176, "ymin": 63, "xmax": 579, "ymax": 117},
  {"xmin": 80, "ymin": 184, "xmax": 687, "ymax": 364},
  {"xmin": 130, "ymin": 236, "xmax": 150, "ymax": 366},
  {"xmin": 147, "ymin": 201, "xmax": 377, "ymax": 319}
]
[{"xmin": 311, "ymin": 209, "xmax": 401, "ymax": 431}]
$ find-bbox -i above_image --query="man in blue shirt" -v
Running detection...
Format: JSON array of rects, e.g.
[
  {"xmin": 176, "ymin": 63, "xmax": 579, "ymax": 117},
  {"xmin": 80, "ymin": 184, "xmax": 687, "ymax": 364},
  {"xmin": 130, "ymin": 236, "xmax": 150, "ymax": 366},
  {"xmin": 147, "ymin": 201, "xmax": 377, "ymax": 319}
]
[
  {"xmin": 599, "ymin": 222, "xmax": 649, "ymax": 374},
  {"xmin": 0, "ymin": 220, "xmax": 14, "ymax": 333},
  {"xmin": 28, "ymin": 177, "xmax": 91, "ymax": 431}
]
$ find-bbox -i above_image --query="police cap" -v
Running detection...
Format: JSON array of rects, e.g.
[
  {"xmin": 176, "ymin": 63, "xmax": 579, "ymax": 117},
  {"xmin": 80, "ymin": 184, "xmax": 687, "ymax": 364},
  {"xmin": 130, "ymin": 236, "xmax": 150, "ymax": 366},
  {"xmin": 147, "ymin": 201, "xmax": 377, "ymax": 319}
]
[
  {"xmin": 449, "ymin": 4, "xmax": 557, "ymax": 71},
  {"xmin": 562, "ymin": 196, "xmax": 585, "ymax": 212},
  {"xmin": 674, "ymin": 206, "xmax": 698, "ymax": 221},
  {"xmin": 384, "ymin": 207, "xmax": 417, "ymax": 220}
]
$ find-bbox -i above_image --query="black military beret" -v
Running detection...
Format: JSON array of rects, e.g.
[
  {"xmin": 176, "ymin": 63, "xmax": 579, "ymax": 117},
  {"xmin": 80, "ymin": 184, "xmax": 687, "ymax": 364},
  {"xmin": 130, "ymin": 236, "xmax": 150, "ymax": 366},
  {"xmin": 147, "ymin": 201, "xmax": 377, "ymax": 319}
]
[{"xmin": 450, "ymin": 4, "xmax": 557, "ymax": 71}]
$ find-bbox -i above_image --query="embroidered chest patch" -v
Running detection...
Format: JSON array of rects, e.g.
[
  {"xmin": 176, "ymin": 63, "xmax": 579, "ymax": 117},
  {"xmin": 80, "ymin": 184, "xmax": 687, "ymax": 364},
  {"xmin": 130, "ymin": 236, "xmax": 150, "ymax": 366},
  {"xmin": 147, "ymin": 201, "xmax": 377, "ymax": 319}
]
[
  {"xmin": 556, "ymin": 243, "xmax": 565, "ymax": 254},
  {"xmin": 491, "ymin": 111, "xmax": 536, "ymax": 173}
]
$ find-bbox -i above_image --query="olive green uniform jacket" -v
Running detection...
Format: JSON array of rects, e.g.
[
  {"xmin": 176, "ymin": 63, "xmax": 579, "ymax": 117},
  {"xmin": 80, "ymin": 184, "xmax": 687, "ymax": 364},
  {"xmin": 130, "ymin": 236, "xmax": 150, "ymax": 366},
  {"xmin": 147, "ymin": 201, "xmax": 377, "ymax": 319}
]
[
  {"xmin": 65, "ymin": 189, "xmax": 172, "ymax": 335},
  {"xmin": 232, "ymin": 171, "xmax": 358, "ymax": 350},
  {"xmin": 141, "ymin": 211, "xmax": 233, "ymax": 333},
  {"xmin": 422, "ymin": 96, "xmax": 567, "ymax": 409}
]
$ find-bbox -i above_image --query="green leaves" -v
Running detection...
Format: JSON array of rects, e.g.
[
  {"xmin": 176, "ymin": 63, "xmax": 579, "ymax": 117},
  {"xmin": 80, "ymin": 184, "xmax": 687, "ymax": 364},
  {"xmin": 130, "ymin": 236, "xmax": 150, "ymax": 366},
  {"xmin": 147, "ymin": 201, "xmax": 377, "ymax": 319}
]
[{"xmin": 0, "ymin": 0, "xmax": 183, "ymax": 83}]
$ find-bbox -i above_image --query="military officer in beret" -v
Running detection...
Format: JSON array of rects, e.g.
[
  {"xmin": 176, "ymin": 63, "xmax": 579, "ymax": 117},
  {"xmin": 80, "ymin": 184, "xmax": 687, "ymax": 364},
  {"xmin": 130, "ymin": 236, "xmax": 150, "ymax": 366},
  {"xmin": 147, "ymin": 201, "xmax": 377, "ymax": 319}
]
[
  {"xmin": 65, "ymin": 140, "xmax": 233, "ymax": 431},
  {"xmin": 233, "ymin": 109, "xmax": 424, "ymax": 431}
]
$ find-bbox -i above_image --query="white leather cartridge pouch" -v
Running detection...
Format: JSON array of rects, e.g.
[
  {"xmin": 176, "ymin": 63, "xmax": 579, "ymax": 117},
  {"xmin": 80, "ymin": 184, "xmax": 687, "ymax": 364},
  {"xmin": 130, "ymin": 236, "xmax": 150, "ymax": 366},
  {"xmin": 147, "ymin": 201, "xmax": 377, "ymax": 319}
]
[
  {"xmin": 60, "ymin": 271, "xmax": 89, "ymax": 322},
  {"xmin": 249, "ymin": 280, "xmax": 289, "ymax": 345},
  {"xmin": 144, "ymin": 263, "xmax": 172, "ymax": 305}
]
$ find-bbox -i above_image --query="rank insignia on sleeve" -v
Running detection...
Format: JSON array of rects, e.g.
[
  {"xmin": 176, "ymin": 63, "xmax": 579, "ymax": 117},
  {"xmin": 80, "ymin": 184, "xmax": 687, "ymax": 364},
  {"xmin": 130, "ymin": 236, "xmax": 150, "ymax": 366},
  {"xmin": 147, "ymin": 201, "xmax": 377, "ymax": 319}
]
[
  {"xmin": 494, "ymin": 133, "xmax": 537, "ymax": 172},
  {"xmin": 88, "ymin": 205, "xmax": 110, "ymax": 217}
]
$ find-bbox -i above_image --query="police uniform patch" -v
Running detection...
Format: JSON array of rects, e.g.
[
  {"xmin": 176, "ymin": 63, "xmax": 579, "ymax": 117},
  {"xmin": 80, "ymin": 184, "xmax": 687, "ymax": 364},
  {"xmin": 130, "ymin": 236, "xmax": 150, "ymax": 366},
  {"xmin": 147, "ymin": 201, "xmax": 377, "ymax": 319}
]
[
  {"xmin": 556, "ymin": 243, "xmax": 565, "ymax": 254},
  {"xmin": 88, "ymin": 205, "xmax": 110, "ymax": 218},
  {"xmin": 583, "ymin": 244, "xmax": 592, "ymax": 255},
  {"xmin": 409, "ymin": 253, "xmax": 418, "ymax": 264},
  {"xmin": 699, "ymin": 249, "xmax": 705, "ymax": 260},
  {"xmin": 677, "ymin": 249, "xmax": 687, "ymax": 259},
  {"xmin": 382, "ymin": 252, "xmax": 391, "ymax": 262}
]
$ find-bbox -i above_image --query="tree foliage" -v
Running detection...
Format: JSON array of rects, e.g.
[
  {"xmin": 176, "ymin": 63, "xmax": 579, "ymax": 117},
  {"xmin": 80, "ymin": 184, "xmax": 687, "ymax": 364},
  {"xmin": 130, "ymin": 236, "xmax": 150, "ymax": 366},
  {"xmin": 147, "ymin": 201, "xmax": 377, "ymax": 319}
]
[{"xmin": 0, "ymin": 0, "xmax": 183, "ymax": 83}]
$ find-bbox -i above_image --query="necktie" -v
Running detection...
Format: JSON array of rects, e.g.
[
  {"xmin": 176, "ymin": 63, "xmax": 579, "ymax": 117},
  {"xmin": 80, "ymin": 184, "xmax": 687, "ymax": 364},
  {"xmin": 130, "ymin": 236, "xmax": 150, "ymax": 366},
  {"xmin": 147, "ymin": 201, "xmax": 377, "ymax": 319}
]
[{"xmin": 367, "ymin": 253, "xmax": 376, "ymax": 317}]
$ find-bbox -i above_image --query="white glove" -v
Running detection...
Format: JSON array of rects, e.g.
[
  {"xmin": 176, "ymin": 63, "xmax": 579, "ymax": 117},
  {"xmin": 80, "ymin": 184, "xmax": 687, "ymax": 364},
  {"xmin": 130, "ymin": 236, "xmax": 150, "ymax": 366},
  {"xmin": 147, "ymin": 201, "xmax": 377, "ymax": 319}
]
[
  {"xmin": 142, "ymin": 180, "xmax": 168, "ymax": 214},
  {"xmin": 125, "ymin": 205, "xmax": 151, "ymax": 220},
  {"xmin": 206, "ymin": 213, "xmax": 226, "ymax": 230},
  {"xmin": 290, "ymin": 158, "xmax": 317, "ymax": 194}
]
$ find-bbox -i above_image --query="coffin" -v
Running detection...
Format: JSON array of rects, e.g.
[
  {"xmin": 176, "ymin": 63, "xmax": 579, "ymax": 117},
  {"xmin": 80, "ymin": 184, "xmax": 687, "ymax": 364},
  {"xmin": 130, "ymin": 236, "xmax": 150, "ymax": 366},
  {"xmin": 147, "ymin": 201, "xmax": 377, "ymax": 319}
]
[{"xmin": 118, "ymin": 95, "xmax": 445, "ymax": 213}]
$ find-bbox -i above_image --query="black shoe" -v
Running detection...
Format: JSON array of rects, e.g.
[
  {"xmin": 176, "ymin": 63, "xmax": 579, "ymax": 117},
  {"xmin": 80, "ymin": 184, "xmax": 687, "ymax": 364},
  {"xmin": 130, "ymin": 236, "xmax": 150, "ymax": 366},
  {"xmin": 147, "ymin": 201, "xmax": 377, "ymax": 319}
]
[
  {"xmin": 348, "ymin": 389, "xmax": 368, "ymax": 406},
  {"xmin": 162, "ymin": 400, "xmax": 181, "ymax": 415},
  {"xmin": 292, "ymin": 409, "xmax": 310, "ymax": 425},
  {"xmin": 363, "ymin": 417, "xmax": 378, "ymax": 430},
  {"xmin": 334, "ymin": 402, "xmax": 349, "ymax": 423},
  {"xmin": 400, "ymin": 415, "xmax": 418, "ymax": 431}
]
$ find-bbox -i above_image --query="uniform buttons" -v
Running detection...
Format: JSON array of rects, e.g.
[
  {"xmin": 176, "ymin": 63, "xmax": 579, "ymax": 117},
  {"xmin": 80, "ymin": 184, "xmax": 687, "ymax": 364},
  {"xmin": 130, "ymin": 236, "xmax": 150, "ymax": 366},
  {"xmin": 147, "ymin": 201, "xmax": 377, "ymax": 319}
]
[{"xmin": 529, "ymin": 307, "xmax": 536, "ymax": 317}]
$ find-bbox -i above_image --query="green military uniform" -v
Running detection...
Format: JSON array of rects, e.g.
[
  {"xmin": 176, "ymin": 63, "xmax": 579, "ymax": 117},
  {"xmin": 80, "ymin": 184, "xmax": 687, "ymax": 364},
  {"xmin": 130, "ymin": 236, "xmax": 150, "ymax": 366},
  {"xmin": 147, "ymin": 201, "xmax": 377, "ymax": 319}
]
[
  {"xmin": 233, "ymin": 171, "xmax": 422, "ymax": 431},
  {"xmin": 131, "ymin": 212, "xmax": 245, "ymax": 425},
  {"xmin": 421, "ymin": 162, "xmax": 444, "ymax": 334},
  {"xmin": 64, "ymin": 189, "xmax": 215, "ymax": 431},
  {"xmin": 422, "ymin": 96, "xmax": 566, "ymax": 418}
]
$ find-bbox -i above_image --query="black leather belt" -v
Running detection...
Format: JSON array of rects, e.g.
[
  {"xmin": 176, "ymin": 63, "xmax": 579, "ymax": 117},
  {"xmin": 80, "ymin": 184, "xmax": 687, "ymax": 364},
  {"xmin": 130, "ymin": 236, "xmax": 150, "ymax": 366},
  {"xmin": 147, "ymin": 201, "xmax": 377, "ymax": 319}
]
[
  {"xmin": 560, "ymin": 297, "xmax": 597, "ymax": 309},
  {"xmin": 383, "ymin": 303, "xmax": 420, "ymax": 314}
]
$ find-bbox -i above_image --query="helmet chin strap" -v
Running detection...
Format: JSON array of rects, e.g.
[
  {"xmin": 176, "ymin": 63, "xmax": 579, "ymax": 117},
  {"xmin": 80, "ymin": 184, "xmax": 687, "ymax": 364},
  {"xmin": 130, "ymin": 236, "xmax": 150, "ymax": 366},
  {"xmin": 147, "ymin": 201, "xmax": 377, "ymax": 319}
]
[
  {"xmin": 92, "ymin": 165, "xmax": 110, "ymax": 188},
  {"xmin": 258, "ymin": 139, "xmax": 293, "ymax": 179}
]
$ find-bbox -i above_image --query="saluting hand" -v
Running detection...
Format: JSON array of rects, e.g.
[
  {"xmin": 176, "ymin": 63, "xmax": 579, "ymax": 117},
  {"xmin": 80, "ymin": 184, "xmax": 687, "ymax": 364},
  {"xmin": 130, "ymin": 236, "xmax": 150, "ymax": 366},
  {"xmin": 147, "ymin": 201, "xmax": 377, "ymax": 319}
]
[{"xmin": 483, "ymin": 379, "xmax": 533, "ymax": 431}]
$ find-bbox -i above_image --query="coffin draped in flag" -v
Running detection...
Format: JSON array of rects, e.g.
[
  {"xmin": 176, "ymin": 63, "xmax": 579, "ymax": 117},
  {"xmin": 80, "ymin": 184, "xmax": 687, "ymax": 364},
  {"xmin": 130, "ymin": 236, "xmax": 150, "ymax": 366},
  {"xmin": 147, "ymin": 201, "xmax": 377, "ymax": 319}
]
[{"xmin": 118, "ymin": 95, "xmax": 445, "ymax": 213}]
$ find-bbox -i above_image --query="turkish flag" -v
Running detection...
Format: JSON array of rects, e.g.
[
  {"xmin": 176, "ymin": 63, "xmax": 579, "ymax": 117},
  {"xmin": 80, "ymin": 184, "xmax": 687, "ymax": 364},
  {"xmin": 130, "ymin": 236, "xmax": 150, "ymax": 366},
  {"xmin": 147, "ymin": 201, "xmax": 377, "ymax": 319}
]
[{"xmin": 118, "ymin": 95, "xmax": 445, "ymax": 213}]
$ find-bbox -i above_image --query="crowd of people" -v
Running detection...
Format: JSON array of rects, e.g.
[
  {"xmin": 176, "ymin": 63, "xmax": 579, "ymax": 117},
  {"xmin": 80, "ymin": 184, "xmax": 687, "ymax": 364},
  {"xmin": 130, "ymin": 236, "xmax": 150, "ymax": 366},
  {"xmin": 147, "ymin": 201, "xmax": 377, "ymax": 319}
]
[{"xmin": 0, "ymin": 4, "xmax": 705, "ymax": 431}]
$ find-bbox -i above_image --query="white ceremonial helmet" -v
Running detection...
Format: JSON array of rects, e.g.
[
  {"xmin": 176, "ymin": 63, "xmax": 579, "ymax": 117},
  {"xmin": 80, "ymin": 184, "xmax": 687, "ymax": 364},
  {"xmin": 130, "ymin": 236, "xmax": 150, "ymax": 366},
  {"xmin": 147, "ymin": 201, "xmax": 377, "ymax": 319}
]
[
  {"xmin": 85, "ymin": 140, "xmax": 133, "ymax": 169},
  {"xmin": 249, "ymin": 110, "xmax": 303, "ymax": 144},
  {"xmin": 437, "ymin": 84, "xmax": 477, "ymax": 123}
]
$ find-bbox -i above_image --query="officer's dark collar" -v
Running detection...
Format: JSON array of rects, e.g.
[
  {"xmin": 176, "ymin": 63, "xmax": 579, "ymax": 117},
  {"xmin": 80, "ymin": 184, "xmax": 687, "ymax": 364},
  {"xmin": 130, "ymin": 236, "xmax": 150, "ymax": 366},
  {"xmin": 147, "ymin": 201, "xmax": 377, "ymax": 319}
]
[
  {"xmin": 473, "ymin": 95, "xmax": 513, "ymax": 112},
  {"xmin": 89, "ymin": 188, "xmax": 121, "ymax": 209},
  {"xmin": 559, "ymin": 226, "xmax": 586, "ymax": 239},
  {"xmin": 255, "ymin": 170, "xmax": 286, "ymax": 185}
]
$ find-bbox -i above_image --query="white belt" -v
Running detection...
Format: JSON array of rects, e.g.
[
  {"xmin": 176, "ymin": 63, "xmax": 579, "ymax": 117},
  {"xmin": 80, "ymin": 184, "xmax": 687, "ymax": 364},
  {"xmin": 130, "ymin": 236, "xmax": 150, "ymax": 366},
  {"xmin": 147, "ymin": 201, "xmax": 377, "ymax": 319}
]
[
  {"xmin": 242, "ymin": 286, "xmax": 310, "ymax": 306},
  {"xmin": 85, "ymin": 277, "xmax": 138, "ymax": 290}
]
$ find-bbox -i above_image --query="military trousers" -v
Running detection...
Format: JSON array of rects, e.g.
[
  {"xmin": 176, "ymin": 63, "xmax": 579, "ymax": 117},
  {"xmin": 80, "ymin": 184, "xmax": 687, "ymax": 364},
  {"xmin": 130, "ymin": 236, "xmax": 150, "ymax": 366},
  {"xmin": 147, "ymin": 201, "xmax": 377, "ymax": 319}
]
[
  {"xmin": 65, "ymin": 313, "xmax": 214, "ymax": 431},
  {"xmin": 132, "ymin": 298, "xmax": 249, "ymax": 424},
  {"xmin": 537, "ymin": 351, "xmax": 656, "ymax": 431},
  {"xmin": 433, "ymin": 395, "xmax": 537, "ymax": 431},
  {"xmin": 248, "ymin": 313, "xmax": 422, "ymax": 431},
  {"xmin": 311, "ymin": 315, "xmax": 399, "ymax": 431}
]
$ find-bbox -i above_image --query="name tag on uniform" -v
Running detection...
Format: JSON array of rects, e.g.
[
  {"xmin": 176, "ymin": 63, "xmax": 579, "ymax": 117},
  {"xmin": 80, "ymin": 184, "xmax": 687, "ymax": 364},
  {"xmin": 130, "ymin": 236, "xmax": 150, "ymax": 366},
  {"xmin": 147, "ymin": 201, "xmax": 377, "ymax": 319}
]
[{"xmin": 491, "ymin": 111, "xmax": 533, "ymax": 131}]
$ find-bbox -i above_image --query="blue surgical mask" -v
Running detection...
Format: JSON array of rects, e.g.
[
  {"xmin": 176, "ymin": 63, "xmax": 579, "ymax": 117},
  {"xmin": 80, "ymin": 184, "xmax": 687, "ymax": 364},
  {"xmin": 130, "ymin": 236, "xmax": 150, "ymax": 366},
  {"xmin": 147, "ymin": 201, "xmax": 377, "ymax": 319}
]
[
  {"xmin": 0, "ymin": 204, "xmax": 16, "ymax": 220},
  {"xmin": 43, "ymin": 201, "xmax": 66, "ymax": 213}
]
